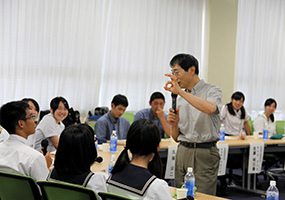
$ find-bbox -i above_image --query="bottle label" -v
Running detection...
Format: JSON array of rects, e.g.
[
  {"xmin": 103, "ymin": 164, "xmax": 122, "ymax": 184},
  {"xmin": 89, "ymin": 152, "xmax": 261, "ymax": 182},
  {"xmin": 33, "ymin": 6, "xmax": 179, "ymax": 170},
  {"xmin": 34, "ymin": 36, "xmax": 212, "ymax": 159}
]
[
  {"xmin": 263, "ymin": 129, "xmax": 269, "ymax": 140},
  {"xmin": 220, "ymin": 130, "xmax": 225, "ymax": 141},
  {"xmin": 185, "ymin": 179, "xmax": 195, "ymax": 197},
  {"xmin": 110, "ymin": 138, "xmax": 117, "ymax": 152}
]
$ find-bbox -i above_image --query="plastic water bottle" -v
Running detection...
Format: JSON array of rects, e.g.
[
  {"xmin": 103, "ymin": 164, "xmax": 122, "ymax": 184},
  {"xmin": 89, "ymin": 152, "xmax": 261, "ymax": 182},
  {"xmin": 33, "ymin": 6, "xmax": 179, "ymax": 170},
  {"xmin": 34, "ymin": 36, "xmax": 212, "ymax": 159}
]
[
  {"xmin": 185, "ymin": 167, "xmax": 195, "ymax": 197},
  {"xmin": 263, "ymin": 123, "xmax": 269, "ymax": 140},
  {"xmin": 108, "ymin": 154, "xmax": 116, "ymax": 176},
  {"xmin": 266, "ymin": 180, "xmax": 279, "ymax": 200},
  {"xmin": 110, "ymin": 130, "xmax": 117, "ymax": 152},
  {"xmin": 220, "ymin": 124, "xmax": 225, "ymax": 141}
]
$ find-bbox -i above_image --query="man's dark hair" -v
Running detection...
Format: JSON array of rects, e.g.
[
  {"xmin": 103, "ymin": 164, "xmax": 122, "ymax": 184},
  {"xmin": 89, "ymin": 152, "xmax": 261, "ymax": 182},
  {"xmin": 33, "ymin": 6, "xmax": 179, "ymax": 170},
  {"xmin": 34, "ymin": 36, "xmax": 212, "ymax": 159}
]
[
  {"xmin": 54, "ymin": 124, "xmax": 97, "ymax": 174},
  {"xmin": 0, "ymin": 101, "xmax": 29, "ymax": 134},
  {"xmin": 22, "ymin": 98, "xmax": 40, "ymax": 113},
  {"xmin": 50, "ymin": 97, "xmax": 69, "ymax": 112},
  {"xmin": 111, "ymin": 94, "xmax": 128, "ymax": 107},
  {"xmin": 150, "ymin": 92, "xmax": 165, "ymax": 103},
  {"xmin": 170, "ymin": 53, "xmax": 199, "ymax": 75}
]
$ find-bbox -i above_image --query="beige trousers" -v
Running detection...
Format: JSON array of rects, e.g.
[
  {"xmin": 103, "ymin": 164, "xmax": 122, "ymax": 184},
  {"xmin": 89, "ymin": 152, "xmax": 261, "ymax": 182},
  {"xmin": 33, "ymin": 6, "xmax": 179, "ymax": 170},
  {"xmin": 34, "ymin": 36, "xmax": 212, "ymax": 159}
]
[{"xmin": 174, "ymin": 143, "xmax": 220, "ymax": 195}]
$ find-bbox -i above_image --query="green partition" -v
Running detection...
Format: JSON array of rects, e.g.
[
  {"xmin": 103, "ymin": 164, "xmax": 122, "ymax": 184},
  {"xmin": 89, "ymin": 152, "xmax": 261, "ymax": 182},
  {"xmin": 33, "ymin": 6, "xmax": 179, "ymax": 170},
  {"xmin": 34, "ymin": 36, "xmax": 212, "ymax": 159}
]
[
  {"xmin": 122, "ymin": 112, "xmax": 135, "ymax": 124},
  {"xmin": 276, "ymin": 121, "xmax": 285, "ymax": 135},
  {"xmin": 248, "ymin": 117, "xmax": 254, "ymax": 135}
]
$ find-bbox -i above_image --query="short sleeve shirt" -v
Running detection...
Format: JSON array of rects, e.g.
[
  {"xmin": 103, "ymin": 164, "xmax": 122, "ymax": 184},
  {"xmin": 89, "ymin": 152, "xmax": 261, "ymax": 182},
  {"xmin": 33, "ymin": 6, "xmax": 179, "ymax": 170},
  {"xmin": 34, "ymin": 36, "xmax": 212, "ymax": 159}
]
[{"xmin": 177, "ymin": 80, "xmax": 222, "ymax": 143}]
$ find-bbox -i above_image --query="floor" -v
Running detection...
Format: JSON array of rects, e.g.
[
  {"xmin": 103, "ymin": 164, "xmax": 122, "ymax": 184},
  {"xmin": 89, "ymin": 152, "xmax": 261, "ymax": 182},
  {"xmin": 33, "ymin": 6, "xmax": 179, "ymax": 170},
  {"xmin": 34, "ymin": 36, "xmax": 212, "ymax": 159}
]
[{"xmin": 217, "ymin": 171, "xmax": 285, "ymax": 199}]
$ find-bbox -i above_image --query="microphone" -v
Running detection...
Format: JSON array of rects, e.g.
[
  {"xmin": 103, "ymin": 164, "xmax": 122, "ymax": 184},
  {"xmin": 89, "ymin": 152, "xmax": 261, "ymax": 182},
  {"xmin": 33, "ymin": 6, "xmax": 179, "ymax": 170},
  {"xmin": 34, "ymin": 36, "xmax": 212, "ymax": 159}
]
[
  {"xmin": 41, "ymin": 139, "xmax": 49, "ymax": 156},
  {"xmin": 171, "ymin": 93, "xmax": 178, "ymax": 114},
  {"xmin": 95, "ymin": 156, "xmax": 103, "ymax": 163}
]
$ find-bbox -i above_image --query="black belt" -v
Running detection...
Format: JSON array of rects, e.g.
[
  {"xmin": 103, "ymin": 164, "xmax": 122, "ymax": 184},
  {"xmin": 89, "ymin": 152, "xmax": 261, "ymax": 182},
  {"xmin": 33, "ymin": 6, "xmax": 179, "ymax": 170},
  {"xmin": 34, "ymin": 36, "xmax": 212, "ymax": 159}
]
[{"xmin": 180, "ymin": 141, "xmax": 216, "ymax": 149}]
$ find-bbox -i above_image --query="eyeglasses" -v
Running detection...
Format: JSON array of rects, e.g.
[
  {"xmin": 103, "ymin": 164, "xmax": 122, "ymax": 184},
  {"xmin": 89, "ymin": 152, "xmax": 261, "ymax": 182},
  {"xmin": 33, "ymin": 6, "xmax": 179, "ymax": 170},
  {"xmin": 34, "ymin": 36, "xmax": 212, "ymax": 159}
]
[
  {"xmin": 22, "ymin": 114, "xmax": 36, "ymax": 120},
  {"xmin": 172, "ymin": 70, "xmax": 180, "ymax": 76}
]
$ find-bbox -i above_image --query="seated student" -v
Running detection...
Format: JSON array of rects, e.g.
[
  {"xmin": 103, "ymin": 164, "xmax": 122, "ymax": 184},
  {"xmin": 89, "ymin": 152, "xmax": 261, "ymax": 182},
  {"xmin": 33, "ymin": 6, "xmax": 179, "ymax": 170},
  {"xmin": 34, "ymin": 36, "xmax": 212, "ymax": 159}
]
[
  {"xmin": 219, "ymin": 91, "xmax": 251, "ymax": 195},
  {"xmin": 253, "ymin": 98, "xmax": 277, "ymax": 135},
  {"xmin": 22, "ymin": 98, "xmax": 40, "ymax": 147},
  {"xmin": 0, "ymin": 125, "xmax": 9, "ymax": 143},
  {"xmin": 0, "ymin": 101, "xmax": 50, "ymax": 181},
  {"xmin": 220, "ymin": 91, "xmax": 251, "ymax": 136},
  {"xmin": 95, "ymin": 94, "xmax": 130, "ymax": 142},
  {"xmin": 22, "ymin": 98, "xmax": 40, "ymax": 124},
  {"xmin": 34, "ymin": 96, "xmax": 69, "ymax": 152},
  {"xmin": 133, "ymin": 92, "xmax": 171, "ymax": 138},
  {"xmin": 107, "ymin": 119, "xmax": 172, "ymax": 200},
  {"xmin": 47, "ymin": 124, "xmax": 107, "ymax": 198}
]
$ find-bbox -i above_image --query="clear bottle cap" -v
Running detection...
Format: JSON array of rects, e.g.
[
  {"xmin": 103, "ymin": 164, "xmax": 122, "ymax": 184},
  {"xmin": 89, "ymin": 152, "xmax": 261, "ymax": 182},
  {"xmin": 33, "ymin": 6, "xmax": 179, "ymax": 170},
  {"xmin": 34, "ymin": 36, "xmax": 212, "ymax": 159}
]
[
  {"xmin": 112, "ymin": 130, "xmax": 116, "ymax": 134},
  {"xmin": 270, "ymin": 180, "xmax": 276, "ymax": 186}
]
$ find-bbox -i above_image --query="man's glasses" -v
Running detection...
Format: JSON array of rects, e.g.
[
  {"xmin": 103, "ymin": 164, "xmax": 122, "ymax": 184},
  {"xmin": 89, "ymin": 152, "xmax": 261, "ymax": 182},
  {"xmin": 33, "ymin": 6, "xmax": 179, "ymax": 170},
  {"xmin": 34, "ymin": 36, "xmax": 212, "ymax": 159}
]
[{"xmin": 22, "ymin": 114, "xmax": 36, "ymax": 120}]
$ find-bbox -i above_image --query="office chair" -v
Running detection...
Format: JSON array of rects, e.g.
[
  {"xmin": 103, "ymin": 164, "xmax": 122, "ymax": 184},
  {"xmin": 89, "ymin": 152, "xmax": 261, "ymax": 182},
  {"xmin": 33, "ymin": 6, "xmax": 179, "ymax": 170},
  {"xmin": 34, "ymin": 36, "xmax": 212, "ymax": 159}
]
[
  {"xmin": 37, "ymin": 181, "xmax": 99, "ymax": 200},
  {"xmin": 98, "ymin": 191, "xmax": 134, "ymax": 200},
  {"xmin": 0, "ymin": 171, "xmax": 42, "ymax": 200}
]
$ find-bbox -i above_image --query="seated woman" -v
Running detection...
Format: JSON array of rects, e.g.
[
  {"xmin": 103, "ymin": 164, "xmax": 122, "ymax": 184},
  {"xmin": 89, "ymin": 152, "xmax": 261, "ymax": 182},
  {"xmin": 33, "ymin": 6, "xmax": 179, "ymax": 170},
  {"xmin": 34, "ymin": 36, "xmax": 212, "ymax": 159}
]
[
  {"xmin": 107, "ymin": 119, "xmax": 172, "ymax": 200},
  {"xmin": 219, "ymin": 91, "xmax": 250, "ymax": 195},
  {"xmin": 253, "ymin": 98, "xmax": 277, "ymax": 135},
  {"xmin": 220, "ymin": 91, "xmax": 251, "ymax": 136},
  {"xmin": 34, "ymin": 97, "xmax": 69, "ymax": 152},
  {"xmin": 47, "ymin": 124, "xmax": 107, "ymax": 197}
]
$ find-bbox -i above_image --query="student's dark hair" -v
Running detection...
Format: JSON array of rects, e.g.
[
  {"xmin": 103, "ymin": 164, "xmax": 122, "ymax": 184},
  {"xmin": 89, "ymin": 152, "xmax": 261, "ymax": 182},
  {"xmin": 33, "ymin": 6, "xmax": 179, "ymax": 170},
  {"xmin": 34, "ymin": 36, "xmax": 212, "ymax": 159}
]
[
  {"xmin": 112, "ymin": 119, "xmax": 163, "ymax": 178},
  {"xmin": 150, "ymin": 92, "xmax": 165, "ymax": 103},
  {"xmin": 111, "ymin": 94, "xmax": 128, "ymax": 107},
  {"xmin": 50, "ymin": 96, "xmax": 69, "ymax": 112},
  {"xmin": 264, "ymin": 98, "xmax": 277, "ymax": 122},
  {"xmin": 169, "ymin": 53, "xmax": 199, "ymax": 75},
  {"xmin": 54, "ymin": 124, "xmax": 97, "ymax": 174},
  {"xmin": 0, "ymin": 101, "xmax": 29, "ymax": 134},
  {"xmin": 22, "ymin": 98, "xmax": 40, "ymax": 113},
  {"xmin": 226, "ymin": 91, "xmax": 246, "ymax": 119}
]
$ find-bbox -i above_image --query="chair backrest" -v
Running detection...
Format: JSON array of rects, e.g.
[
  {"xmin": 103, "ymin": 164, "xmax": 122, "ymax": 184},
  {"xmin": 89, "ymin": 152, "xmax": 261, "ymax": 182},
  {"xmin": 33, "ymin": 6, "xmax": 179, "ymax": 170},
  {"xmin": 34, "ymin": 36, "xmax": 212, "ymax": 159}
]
[
  {"xmin": 0, "ymin": 171, "xmax": 41, "ymax": 200},
  {"xmin": 98, "ymin": 192, "xmax": 134, "ymax": 200},
  {"xmin": 37, "ymin": 181, "xmax": 99, "ymax": 200}
]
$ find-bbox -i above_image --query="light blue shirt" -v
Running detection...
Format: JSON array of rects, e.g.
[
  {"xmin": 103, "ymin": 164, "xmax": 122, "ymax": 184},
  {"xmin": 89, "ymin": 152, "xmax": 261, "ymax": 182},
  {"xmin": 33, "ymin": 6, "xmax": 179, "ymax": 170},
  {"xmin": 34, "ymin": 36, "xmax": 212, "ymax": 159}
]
[
  {"xmin": 95, "ymin": 111, "xmax": 130, "ymax": 140},
  {"xmin": 134, "ymin": 108, "xmax": 168, "ymax": 138}
]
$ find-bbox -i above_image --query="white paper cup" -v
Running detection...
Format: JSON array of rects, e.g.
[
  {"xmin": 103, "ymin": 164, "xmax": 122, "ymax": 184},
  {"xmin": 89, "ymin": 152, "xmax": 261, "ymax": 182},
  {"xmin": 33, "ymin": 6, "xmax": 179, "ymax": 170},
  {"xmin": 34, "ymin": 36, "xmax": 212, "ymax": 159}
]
[
  {"xmin": 254, "ymin": 131, "xmax": 259, "ymax": 139},
  {"xmin": 102, "ymin": 143, "xmax": 109, "ymax": 152},
  {"xmin": 177, "ymin": 188, "xmax": 188, "ymax": 199}
]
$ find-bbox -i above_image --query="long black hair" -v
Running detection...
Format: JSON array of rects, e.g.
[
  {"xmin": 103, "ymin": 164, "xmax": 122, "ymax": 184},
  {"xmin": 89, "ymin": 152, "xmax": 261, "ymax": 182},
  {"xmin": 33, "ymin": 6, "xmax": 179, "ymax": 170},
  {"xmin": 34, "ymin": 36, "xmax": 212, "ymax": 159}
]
[
  {"xmin": 111, "ymin": 119, "xmax": 163, "ymax": 178},
  {"xmin": 54, "ymin": 124, "xmax": 97, "ymax": 174},
  {"xmin": 226, "ymin": 91, "xmax": 246, "ymax": 119},
  {"xmin": 264, "ymin": 98, "xmax": 277, "ymax": 122}
]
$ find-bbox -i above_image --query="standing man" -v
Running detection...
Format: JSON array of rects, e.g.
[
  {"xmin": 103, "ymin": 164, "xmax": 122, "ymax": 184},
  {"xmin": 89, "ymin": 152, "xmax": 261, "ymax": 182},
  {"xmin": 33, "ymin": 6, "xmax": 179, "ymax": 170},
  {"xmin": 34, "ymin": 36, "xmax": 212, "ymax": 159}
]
[
  {"xmin": 133, "ymin": 92, "xmax": 171, "ymax": 138},
  {"xmin": 0, "ymin": 101, "xmax": 51, "ymax": 181},
  {"xmin": 95, "ymin": 94, "xmax": 130, "ymax": 142},
  {"xmin": 164, "ymin": 53, "xmax": 222, "ymax": 195}
]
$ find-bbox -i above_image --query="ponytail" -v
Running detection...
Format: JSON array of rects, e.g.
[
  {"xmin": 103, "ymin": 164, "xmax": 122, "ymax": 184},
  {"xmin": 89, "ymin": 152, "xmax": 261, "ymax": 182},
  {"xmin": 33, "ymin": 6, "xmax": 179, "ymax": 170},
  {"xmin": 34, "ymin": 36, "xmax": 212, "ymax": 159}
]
[
  {"xmin": 148, "ymin": 152, "xmax": 163, "ymax": 178},
  {"xmin": 270, "ymin": 114, "xmax": 275, "ymax": 122},
  {"xmin": 111, "ymin": 147, "xmax": 130, "ymax": 174}
]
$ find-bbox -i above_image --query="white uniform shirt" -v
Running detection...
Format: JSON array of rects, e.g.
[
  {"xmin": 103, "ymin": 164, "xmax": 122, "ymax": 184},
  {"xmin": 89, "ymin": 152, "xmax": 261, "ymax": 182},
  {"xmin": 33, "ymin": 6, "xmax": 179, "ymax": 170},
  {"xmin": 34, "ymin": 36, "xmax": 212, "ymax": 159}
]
[
  {"xmin": 107, "ymin": 178, "xmax": 172, "ymax": 200},
  {"xmin": 253, "ymin": 113, "xmax": 276, "ymax": 134},
  {"xmin": 34, "ymin": 113, "xmax": 65, "ymax": 152},
  {"xmin": 0, "ymin": 134, "xmax": 49, "ymax": 181},
  {"xmin": 86, "ymin": 173, "xmax": 107, "ymax": 200},
  {"xmin": 0, "ymin": 128, "xmax": 9, "ymax": 143},
  {"xmin": 220, "ymin": 105, "xmax": 249, "ymax": 136}
]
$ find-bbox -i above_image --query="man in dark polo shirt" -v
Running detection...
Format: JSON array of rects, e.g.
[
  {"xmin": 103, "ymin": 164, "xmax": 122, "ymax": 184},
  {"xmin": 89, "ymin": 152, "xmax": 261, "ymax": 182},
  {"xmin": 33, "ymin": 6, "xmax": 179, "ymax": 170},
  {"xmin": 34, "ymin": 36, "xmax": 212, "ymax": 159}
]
[{"xmin": 164, "ymin": 53, "xmax": 222, "ymax": 195}]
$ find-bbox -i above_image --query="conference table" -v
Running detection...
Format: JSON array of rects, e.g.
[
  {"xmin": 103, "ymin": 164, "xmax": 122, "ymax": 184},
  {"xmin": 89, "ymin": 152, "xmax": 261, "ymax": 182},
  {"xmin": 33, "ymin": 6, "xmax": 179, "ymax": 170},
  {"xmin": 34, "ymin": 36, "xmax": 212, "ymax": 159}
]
[{"xmin": 94, "ymin": 135, "xmax": 285, "ymax": 196}]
